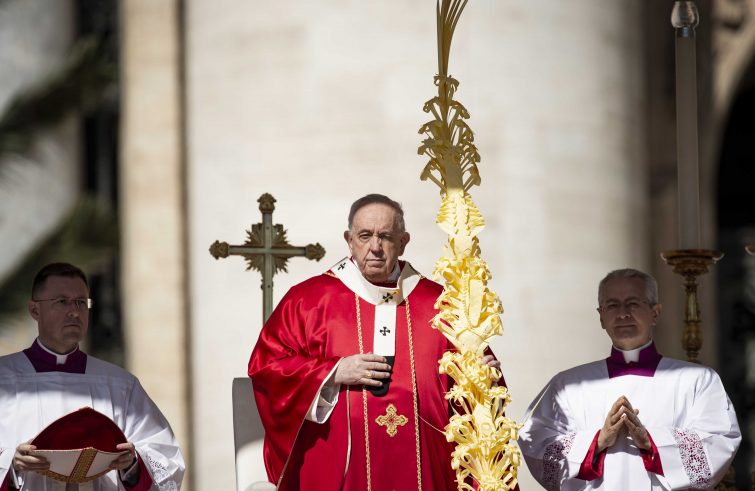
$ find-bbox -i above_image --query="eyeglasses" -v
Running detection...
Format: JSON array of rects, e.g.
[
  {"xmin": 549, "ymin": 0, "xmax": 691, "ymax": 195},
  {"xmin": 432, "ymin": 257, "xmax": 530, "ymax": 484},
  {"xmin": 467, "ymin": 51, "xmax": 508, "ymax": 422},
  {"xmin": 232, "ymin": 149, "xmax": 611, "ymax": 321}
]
[
  {"xmin": 599, "ymin": 300, "xmax": 651, "ymax": 314},
  {"xmin": 34, "ymin": 298, "xmax": 93, "ymax": 311}
]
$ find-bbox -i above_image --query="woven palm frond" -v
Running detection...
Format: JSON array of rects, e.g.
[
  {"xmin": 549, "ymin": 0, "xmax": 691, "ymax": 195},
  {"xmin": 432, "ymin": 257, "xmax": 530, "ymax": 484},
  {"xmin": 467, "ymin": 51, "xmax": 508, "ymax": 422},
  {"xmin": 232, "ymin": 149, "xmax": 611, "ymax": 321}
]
[
  {"xmin": 419, "ymin": 2, "xmax": 520, "ymax": 489},
  {"xmin": 418, "ymin": 0, "xmax": 481, "ymax": 194}
]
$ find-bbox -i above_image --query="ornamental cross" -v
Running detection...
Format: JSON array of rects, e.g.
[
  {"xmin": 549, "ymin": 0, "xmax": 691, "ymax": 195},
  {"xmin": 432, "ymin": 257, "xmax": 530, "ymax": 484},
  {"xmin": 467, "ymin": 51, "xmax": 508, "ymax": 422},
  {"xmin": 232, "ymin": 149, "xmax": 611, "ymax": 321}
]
[
  {"xmin": 380, "ymin": 326, "xmax": 390, "ymax": 336},
  {"xmin": 382, "ymin": 291, "xmax": 396, "ymax": 303},
  {"xmin": 375, "ymin": 403, "xmax": 408, "ymax": 437},
  {"xmin": 209, "ymin": 193, "xmax": 326, "ymax": 322}
]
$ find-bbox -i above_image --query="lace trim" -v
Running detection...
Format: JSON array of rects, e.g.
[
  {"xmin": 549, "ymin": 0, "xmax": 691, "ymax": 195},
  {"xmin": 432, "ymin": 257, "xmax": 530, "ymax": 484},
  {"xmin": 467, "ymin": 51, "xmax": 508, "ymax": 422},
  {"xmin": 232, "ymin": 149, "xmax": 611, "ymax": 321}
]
[
  {"xmin": 542, "ymin": 432, "xmax": 575, "ymax": 491},
  {"xmin": 672, "ymin": 428, "xmax": 711, "ymax": 489},
  {"xmin": 147, "ymin": 454, "xmax": 179, "ymax": 491}
]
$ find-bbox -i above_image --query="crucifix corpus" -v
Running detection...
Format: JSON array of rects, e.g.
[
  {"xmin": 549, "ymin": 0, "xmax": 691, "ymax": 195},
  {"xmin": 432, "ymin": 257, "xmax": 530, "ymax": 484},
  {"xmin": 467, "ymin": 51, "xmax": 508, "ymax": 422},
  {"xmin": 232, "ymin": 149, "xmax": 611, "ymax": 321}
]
[{"xmin": 209, "ymin": 193, "xmax": 326, "ymax": 322}]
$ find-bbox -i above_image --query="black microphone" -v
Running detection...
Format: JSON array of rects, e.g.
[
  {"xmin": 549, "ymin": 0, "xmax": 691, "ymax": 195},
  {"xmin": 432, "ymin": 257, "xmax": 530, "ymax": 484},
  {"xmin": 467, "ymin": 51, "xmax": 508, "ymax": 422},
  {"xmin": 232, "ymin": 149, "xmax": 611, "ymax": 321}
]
[{"xmin": 367, "ymin": 355, "xmax": 394, "ymax": 397}]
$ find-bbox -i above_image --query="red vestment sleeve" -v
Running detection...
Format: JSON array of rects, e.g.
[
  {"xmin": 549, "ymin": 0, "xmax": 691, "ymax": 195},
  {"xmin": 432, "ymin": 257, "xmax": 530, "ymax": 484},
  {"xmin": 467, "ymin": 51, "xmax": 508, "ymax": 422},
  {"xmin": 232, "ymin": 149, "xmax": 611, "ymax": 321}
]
[
  {"xmin": 247, "ymin": 280, "xmax": 342, "ymax": 484},
  {"xmin": 1, "ymin": 473, "xmax": 8, "ymax": 491},
  {"xmin": 577, "ymin": 431, "xmax": 606, "ymax": 481},
  {"xmin": 122, "ymin": 456, "xmax": 153, "ymax": 491},
  {"xmin": 641, "ymin": 432, "xmax": 664, "ymax": 475}
]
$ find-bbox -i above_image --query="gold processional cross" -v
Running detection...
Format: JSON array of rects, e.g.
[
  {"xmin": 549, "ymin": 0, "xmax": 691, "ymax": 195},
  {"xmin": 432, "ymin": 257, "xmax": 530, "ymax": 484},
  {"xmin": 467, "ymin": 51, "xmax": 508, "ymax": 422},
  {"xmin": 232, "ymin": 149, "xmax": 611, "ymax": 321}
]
[{"xmin": 209, "ymin": 193, "xmax": 326, "ymax": 322}]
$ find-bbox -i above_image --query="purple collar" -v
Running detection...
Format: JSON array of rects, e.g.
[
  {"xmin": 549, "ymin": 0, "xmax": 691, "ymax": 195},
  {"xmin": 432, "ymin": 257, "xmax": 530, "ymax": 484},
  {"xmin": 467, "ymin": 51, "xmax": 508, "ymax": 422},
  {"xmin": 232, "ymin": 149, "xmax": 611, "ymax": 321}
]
[
  {"xmin": 23, "ymin": 340, "xmax": 87, "ymax": 374},
  {"xmin": 605, "ymin": 342, "xmax": 662, "ymax": 379}
]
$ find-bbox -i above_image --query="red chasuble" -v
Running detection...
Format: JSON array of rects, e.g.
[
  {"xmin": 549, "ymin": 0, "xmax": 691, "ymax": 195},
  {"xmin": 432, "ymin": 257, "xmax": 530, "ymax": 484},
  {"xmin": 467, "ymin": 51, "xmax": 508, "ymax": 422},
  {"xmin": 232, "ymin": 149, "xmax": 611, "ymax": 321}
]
[{"xmin": 248, "ymin": 261, "xmax": 458, "ymax": 490}]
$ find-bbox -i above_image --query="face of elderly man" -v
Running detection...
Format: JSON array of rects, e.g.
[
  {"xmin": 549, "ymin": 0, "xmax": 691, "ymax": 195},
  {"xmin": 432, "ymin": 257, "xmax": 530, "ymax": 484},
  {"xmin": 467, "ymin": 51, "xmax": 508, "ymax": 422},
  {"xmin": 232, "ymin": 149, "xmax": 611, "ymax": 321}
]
[
  {"xmin": 598, "ymin": 277, "xmax": 661, "ymax": 350},
  {"xmin": 344, "ymin": 202, "xmax": 410, "ymax": 284}
]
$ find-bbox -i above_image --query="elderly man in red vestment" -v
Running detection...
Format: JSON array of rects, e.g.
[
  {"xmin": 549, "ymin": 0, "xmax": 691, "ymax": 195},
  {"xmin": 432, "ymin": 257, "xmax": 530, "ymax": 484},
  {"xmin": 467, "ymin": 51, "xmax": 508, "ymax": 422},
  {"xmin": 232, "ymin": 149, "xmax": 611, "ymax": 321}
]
[{"xmin": 248, "ymin": 194, "xmax": 501, "ymax": 490}]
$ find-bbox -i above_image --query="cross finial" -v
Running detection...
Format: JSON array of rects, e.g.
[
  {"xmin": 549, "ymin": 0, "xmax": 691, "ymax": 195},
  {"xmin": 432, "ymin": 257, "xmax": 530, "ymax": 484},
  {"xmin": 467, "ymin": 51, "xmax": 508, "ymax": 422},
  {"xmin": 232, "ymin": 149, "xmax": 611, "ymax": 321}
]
[{"xmin": 209, "ymin": 193, "xmax": 326, "ymax": 322}]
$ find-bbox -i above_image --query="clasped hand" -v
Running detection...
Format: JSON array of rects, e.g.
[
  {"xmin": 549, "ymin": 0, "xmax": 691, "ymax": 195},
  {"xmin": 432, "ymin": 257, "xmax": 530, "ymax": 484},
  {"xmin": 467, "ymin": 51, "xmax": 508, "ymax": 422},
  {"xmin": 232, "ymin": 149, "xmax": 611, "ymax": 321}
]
[
  {"xmin": 597, "ymin": 396, "xmax": 651, "ymax": 453},
  {"xmin": 330, "ymin": 353, "xmax": 392, "ymax": 387}
]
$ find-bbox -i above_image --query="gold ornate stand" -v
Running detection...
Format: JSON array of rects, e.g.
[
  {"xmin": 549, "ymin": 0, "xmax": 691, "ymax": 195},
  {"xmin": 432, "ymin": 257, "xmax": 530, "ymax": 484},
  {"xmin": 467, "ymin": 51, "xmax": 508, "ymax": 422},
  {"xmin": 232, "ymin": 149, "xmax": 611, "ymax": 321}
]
[{"xmin": 660, "ymin": 249, "xmax": 723, "ymax": 363}]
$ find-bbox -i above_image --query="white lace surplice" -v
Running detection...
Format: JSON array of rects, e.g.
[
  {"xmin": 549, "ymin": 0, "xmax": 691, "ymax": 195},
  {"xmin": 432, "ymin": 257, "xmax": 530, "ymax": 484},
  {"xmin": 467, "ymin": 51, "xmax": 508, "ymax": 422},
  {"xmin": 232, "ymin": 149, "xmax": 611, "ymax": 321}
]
[
  {"xmin": 518, "ymin": 357, "xmax": 740, "ymax": 490},
  {"xmin": 0, "ymin": 352, "xmax": 184, "ymax": 491}
]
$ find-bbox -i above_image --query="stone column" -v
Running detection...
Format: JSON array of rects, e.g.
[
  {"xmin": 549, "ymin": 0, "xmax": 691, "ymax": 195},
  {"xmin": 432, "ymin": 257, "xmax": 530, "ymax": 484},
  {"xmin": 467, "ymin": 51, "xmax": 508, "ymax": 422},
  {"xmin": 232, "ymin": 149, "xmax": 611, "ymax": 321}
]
[{"xmin": 120, "ymin": 0, "xmax": 190, "ymax": 486}]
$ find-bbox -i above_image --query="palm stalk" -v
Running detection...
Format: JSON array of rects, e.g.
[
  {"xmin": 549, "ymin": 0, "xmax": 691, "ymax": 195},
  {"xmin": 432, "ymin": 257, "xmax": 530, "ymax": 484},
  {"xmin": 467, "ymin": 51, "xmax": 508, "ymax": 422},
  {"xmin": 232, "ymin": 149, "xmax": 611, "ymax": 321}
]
[{"xmin": 418, "ymin": 1, "xmax": 520, "ymax": 489}]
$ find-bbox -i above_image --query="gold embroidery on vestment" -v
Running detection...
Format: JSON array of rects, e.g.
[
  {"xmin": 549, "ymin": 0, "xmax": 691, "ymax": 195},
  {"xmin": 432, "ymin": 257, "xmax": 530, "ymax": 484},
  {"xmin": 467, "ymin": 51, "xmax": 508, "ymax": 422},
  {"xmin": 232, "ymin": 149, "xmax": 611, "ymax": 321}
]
[
  {"xmin": 355, "ymin": 294, "xmax": 422, "ymax": 490},
  {"xmin": 375, "ymin": 404, "xmax": 408, "ymax": 437}
]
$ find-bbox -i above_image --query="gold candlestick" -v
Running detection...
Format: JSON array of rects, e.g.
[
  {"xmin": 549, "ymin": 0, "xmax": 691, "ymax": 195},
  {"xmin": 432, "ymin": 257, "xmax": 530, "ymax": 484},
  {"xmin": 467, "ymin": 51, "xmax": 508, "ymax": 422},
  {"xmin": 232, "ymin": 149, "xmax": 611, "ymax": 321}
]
[{"xmin": 661, "ymin": 249, "xmax": 723, "ymax": 363}]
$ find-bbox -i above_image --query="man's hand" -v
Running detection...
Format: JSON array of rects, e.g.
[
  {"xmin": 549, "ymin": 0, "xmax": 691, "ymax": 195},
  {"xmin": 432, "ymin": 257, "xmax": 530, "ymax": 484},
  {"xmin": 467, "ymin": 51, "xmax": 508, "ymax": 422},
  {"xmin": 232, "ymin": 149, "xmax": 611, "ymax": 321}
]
[
  {"xmin": 481, "ymin": 354, "xmax": 500, "ymax": 369},
  {"xmin": 109, "ymin": 442, "xmax": 137, "ymax": 471},
  {"xmin": 482, "ymin": 354, "xmax": 501, "ymax": 383},
  {"xmin": 597, "ymin": 396, "xmax": 629, "ymax": 453},
  {"xmin": 331, "ymin": 353, "xmax": 391, "ymax": 387},
  {"xmin": 13, "ymin": 440, "xmax": 49, "ymax": 473},
  {"xmin": 622, "ymin": 403, "xmax": 651, "ymax": 451}
]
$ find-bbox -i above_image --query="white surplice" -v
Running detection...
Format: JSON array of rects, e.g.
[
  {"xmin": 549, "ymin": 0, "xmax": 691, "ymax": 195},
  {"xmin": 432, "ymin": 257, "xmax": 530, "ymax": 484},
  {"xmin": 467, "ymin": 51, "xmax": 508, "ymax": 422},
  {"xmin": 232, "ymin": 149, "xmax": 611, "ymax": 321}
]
[
  {"xmin": 518, "ymin": 356, "xmax": 741, "ymax": 490},
  {"xmin": 0, "ymin": 351, "xmax": 184, "ymax": 491}
]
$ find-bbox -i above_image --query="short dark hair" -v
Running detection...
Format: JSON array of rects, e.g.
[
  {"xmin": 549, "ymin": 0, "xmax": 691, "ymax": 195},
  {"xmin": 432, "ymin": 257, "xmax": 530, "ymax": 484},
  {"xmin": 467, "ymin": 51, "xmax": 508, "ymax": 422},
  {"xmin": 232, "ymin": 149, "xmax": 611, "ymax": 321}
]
[
  {"xmin": 347, "ymin": 194, "xmax": 405, "ymax": 232},
  {"xmin": 32, "ymin": 263, "xmax": 89, "ymax": 298},
  {"xmin": 598, "ymin": 268, "xmax": 658, "ymax": 306}
]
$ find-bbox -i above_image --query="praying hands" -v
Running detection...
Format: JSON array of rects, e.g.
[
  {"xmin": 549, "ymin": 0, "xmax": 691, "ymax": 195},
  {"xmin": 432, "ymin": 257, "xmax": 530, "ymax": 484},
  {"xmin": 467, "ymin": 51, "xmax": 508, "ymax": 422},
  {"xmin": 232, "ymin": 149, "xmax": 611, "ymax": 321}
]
[{"xmin": 597, "ymin": 396, "xmax": 651, "ymax": 453}]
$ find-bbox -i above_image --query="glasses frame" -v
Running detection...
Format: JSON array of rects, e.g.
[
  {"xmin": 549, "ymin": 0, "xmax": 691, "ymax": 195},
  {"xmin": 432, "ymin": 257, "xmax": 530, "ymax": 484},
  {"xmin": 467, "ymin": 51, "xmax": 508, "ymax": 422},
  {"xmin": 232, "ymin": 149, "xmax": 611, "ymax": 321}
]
[{"xmin": 33, "ymin": 297, "xmax": 94, "ymax": 310}]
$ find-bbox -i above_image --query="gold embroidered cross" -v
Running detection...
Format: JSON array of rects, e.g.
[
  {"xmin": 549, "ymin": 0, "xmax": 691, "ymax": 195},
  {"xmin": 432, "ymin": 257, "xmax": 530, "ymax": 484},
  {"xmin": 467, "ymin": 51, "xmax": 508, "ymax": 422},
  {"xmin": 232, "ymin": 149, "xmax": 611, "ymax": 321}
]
[{"xmin": 375, "ymin": 403, "xmax": 408, "ymax": 437}]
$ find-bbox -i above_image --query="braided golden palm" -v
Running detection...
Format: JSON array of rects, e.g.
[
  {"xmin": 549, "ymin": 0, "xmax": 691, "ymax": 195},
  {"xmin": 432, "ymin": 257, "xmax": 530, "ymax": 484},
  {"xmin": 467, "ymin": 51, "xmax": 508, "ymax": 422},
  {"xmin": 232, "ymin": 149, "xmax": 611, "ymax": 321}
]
[{"xmin": 418, "ymin": 1, "xmax": 520, "ymax": 489}]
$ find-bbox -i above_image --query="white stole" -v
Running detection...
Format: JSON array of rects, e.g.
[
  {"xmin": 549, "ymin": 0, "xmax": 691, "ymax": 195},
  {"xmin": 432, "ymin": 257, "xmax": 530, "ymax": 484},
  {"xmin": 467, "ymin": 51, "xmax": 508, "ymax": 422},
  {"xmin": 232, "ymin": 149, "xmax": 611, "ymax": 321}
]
[{"xmin": 331, "ymin": 257, "xmax": 421, "ymax": 355}]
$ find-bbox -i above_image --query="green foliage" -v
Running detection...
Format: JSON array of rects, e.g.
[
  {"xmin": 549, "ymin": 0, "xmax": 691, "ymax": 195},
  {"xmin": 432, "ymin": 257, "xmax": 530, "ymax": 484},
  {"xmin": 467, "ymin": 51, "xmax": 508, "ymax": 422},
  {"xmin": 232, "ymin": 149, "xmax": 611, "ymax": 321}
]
[
  {"xmin": 0, "ymin": 196, "xmax": 118, "ymax": 320},
  {"xmin": 0, "ymin": 35, "xmax": 119, "ymax": 323},
  {"xmin": 0, "ymin": 37, "xmax": 116, "ymax": 163}
]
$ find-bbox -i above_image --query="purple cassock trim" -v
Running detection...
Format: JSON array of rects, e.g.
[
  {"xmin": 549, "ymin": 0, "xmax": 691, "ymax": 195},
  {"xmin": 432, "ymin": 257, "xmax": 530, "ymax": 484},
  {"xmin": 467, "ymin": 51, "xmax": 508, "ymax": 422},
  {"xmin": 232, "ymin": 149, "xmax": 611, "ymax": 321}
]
[
  {"xmin": 605, "ymin": 342, "xmax": 662, "ymax": 379},
  {"xmin": 23, "ymin": 341, "xmax": 87, "ymax": 374}
]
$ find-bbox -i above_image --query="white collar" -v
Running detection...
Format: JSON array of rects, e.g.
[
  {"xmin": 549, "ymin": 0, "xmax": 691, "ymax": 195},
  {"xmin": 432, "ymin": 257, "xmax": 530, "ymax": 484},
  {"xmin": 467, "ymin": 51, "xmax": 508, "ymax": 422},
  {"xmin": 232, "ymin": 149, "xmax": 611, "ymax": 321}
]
[
  {"xmin": 333, "ymin": 257, "xmax": 421, "ymax": 305},
  {"xmin": 331, "ymin": 257, "xmax": 422, "ymax": 357},
  {"xmin": 615, "ymin": 339, "xmax": 653, "ymax": 363},
  {"xmin": 36, "ymin": 338, "xmax": 79, "ymax": 365}
]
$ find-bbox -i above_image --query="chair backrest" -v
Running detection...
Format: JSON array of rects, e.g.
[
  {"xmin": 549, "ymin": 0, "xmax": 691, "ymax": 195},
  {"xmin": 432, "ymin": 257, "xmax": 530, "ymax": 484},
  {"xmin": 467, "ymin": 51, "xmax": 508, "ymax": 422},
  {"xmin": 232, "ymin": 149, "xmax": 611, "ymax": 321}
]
[{"xmin": 232, "ymin": 377, "xmax": 271, "ymax": 491}]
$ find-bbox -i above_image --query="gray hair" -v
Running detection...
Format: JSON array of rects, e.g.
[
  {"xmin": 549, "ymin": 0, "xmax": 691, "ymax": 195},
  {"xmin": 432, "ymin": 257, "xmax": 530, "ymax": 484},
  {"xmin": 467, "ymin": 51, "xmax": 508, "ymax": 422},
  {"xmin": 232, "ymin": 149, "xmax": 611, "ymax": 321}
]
[
  {"xmin": 598, "ymin": 268, "xmax": 658, "ymax": 306},
  {"xmin": 347, "ymin": 194, "xmax": 405, "ymax": 232}
]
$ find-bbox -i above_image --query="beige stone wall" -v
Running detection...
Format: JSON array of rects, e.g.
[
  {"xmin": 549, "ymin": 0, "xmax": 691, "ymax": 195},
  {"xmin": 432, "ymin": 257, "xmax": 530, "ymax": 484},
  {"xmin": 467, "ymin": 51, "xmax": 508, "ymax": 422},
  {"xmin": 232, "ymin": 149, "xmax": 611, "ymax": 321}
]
[
  {"xmin": 119, "ymin": 0, "xmax": 190, "ymax": 486},
  {"xmin": 185, "ymin": 2, "xmax": 646, "ymax": 489}
]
